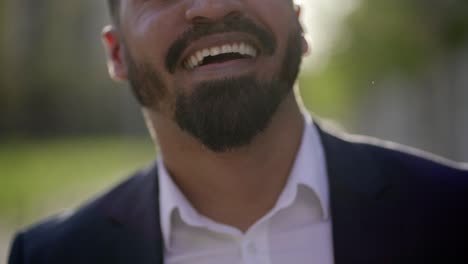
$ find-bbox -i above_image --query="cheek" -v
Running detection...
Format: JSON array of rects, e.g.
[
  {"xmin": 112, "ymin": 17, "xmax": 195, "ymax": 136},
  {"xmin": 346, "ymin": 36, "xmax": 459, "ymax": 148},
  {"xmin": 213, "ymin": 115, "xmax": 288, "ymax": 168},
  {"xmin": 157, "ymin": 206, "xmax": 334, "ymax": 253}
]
[
  {"xmin": 123, "ymin": 5, "xmax": 187, "ymax": 73},
  {"xmin": 246, "ymin": 0, "xmax": 298, "ymax": 55},
  {"xmin": 247, "ymin": 0, "xmax": 296, "ymax": 32},
  {"xmin": 125, "ymin": 0, "xmax": 188, "ymax": 35}
]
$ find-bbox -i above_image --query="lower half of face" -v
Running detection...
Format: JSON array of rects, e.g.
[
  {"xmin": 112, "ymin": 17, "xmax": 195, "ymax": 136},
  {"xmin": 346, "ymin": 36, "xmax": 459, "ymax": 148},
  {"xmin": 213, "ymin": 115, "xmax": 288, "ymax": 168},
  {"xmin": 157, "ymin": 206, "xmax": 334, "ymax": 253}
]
[{"xmin": 126, "ymin": 24, "xmax": 303, "ymax": 152}]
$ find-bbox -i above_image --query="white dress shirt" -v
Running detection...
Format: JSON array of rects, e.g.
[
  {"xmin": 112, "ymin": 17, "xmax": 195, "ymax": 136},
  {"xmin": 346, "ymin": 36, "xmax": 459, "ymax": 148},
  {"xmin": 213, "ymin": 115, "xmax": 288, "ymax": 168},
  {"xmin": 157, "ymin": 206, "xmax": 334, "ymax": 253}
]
[{"xmin": 157, "ymin": 113, "xmax": 334, "ymax": 264}]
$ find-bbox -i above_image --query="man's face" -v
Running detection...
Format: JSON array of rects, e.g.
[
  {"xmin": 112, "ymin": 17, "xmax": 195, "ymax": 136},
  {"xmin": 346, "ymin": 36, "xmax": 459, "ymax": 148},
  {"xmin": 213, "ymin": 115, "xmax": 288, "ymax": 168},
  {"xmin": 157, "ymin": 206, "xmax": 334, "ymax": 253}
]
[{"xmin": 104, "ymin": 0, "xmax": 306, "ymax": 152}]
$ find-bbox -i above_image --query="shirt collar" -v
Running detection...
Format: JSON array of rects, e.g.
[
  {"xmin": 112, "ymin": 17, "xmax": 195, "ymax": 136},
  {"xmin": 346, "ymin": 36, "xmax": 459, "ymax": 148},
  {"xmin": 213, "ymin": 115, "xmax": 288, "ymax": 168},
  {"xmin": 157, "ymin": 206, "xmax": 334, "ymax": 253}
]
[
  {"xmin": 158, "ymin": 156, "xmax": 203, "ymax": 250},
  {"xmin": 158, "ymin": 112, "xmax": 330, "ymax": 249},
  {"xmin": 288, "ymin": 112, "xmax": 330, "ymax": 220}
]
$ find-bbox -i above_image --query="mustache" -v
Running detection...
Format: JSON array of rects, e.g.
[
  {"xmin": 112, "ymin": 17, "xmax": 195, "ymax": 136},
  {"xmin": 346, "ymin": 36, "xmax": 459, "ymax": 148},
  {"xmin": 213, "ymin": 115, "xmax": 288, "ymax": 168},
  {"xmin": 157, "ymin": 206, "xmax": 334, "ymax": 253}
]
[{"xmin": 165, "ymin": 15, "xmax": 276, "ymax": 73}]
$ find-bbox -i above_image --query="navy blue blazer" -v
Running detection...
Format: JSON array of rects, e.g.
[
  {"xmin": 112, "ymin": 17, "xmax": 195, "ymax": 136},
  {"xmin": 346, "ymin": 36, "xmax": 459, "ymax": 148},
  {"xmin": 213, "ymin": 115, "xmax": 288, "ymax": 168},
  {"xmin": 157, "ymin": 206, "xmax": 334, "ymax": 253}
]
[{"xmin": 8, "ymin": 125, "xmax": 468, "ymax": 263}]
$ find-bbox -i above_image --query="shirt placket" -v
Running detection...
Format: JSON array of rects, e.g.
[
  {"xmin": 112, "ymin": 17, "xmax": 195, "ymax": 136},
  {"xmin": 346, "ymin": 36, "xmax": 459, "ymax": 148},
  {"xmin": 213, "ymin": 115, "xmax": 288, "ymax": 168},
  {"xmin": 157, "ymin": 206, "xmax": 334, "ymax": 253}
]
[{"xmin": 239, "ymin": 221, "xmax": 271, "ymax": 264}]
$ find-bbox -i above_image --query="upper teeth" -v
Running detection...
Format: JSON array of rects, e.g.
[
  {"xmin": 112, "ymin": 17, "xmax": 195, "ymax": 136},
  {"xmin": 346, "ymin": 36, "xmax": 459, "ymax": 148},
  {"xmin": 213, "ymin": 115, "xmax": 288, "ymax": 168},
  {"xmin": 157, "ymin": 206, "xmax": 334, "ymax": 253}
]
[{"xmin": 184, "ymin": 42, "xmax": 258, "ymax": 70}]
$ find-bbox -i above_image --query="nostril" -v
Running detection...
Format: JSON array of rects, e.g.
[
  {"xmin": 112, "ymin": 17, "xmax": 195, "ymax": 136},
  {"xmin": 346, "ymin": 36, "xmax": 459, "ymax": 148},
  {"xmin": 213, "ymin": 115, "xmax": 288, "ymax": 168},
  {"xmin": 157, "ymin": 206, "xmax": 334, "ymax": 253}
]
[
  {"xmin": 225, "ymin": 11, "xmax": 241, "ymax": 20},
  {"xmin": 185, "ymin": 0, "xmax": 242, "ymax": 23},
  {"xmin": 189, "ymin": 11, "xmax": 241, "ymax": 27},
  {"xmin": 191, "ymin": 16, "xmax": 215, "ymax": 25}
]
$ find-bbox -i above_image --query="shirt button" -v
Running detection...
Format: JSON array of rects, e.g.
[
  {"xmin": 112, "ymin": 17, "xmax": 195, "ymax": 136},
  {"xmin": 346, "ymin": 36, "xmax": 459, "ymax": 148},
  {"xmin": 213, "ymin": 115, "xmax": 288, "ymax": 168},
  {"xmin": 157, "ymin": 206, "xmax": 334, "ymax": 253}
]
[{"xmin": 247, "ymin": 241, "xmax": 257, "ymax": 254}]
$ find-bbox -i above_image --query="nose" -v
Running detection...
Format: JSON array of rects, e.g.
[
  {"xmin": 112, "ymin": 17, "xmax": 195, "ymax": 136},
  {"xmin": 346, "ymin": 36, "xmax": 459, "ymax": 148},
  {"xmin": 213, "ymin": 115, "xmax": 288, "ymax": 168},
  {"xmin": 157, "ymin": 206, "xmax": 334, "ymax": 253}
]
[{"xmin": 185, "ymin": 0, "xmax": 242, "ymax": 23}]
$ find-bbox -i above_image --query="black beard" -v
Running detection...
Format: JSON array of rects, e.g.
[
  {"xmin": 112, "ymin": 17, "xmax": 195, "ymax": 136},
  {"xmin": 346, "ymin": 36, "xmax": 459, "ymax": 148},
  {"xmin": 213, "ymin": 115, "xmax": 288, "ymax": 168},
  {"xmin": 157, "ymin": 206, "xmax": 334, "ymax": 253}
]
[
  {"xmin": 174, "ymin": 31, "xmax": 303, "ymax": 152},
  {"xmin": 126, "ymin": 27, "xmax": 303, "ymax": 152},
  {"xmin": 174, "ymin": 76, "xmax": 288, "ymax": 152}
]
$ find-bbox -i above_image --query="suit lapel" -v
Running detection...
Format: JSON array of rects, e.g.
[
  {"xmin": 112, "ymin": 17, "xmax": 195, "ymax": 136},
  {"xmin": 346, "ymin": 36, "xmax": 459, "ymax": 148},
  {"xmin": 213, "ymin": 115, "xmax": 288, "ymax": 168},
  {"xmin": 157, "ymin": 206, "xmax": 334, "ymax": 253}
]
[
  {"xmin": 103, "ymin": 163, "xmax": 164, "ymax": 264},
  {"xmin": 317, "ymin": 125, "xmax": 394, "ymax": 263}
]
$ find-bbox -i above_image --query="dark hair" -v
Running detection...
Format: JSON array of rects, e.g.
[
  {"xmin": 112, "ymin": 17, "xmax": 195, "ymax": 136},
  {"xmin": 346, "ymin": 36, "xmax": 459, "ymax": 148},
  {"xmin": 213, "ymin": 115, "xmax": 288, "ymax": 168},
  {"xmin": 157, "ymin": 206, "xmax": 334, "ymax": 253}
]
[{"xmin": 107, "ymin": 0, "xmax": 120, "ymax": 23}]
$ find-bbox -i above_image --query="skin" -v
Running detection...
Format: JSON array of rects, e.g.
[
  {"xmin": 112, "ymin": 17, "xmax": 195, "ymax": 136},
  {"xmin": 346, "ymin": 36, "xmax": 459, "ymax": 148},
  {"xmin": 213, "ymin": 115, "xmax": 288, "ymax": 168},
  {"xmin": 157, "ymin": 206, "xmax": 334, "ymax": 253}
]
[{"xmin": 102, "ymin": 0, "xmax": 310, "ymax": 232}]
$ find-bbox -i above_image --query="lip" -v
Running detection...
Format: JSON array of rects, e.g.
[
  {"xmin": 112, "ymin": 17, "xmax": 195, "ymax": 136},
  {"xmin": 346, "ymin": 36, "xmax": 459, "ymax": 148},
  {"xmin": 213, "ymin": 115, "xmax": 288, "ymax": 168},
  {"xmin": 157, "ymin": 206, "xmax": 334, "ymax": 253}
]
[
  {"xmin": 190, "ymin": 57, "xmax": 257, "ymax": 77},
  {"xmin": 176, "ymin": 32, "xmax": 262, "ymax": 71},
  {"xmin": 178, "ymin": 58, "xmax": 257, "ymax": 83}
]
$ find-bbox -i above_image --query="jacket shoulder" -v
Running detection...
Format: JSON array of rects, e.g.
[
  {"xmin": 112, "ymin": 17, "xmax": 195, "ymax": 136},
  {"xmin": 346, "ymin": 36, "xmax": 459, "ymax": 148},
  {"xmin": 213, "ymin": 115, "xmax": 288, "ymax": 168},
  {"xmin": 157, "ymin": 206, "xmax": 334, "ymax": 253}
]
[
  {"xmin": 317, "ymin": 122, "xmax": 468, "ymax": 201},
  {"xmin": 8, "ymin": 165, "xmax": 158, "ymax": 264},
  {"xmin": 320, "ymin": 122, "xmax": 468, "ymax": 174},
  {"xmin": 318, "ymin": 122, "xmax": 468, "ymax": 261}
]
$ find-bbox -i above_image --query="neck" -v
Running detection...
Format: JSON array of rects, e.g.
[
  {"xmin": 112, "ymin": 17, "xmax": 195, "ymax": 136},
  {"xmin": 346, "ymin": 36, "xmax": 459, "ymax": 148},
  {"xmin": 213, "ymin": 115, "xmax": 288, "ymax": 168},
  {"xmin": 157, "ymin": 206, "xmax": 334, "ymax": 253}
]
[{"xmin": 146, "ymin": 93, "xmax": 305, "ymax": 231}]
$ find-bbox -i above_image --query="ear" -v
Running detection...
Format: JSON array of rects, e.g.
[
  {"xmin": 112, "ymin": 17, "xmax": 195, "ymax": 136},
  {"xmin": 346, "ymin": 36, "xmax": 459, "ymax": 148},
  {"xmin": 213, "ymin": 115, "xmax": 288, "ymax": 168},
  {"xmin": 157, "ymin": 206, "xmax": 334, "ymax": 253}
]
[
  {"xmin": 294, "ymin": 3, "xmax": 301, "ymax": 17},
  {"xmin": 293, "ymin": 5, "xmax": 310, "ymax": 56},
  {"xmin": 301, "ymin": 34, "xmax": 310, "ymax": 56},
  {"xmin": 102, "ymin": 25, "xmax": 128, "ymax": 81}
]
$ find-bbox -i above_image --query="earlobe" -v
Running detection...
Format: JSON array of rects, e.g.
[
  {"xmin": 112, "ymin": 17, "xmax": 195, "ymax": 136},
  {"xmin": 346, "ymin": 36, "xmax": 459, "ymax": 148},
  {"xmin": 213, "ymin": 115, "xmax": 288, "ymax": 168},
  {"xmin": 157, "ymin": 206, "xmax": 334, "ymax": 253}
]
[
  {"xmin": 102, "ymin": 25, "xmax": 128, "ymax": 81},
  {"xmin": 301, "ymin": 35, "xmax": 310, "ymax": 56},
  {"xmin": 293, "ymin": 5, "xmax": 309, "ymax": 55},
  {"xmin": 294, "ymin": 4, "xmax": 301, "ymax": 18}
]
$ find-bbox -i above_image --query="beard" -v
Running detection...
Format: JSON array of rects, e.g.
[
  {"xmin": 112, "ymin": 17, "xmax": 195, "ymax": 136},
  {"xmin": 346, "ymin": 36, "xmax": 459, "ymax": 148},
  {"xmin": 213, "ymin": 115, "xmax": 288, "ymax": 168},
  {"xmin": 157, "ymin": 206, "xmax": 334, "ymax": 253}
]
[
  {"xmin": 126, "ymin": 27, "xmax": 303, "ymax": 152},
  {"xmin": 175, "ymin": 75, "xmax": 288, "ymax": 152}
]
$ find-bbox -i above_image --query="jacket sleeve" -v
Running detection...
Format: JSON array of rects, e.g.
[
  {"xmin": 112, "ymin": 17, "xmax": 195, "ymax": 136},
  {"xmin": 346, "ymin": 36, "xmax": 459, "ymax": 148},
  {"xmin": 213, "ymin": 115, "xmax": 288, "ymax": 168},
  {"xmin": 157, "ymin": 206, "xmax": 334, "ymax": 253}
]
[{"xmin": 8, "ymin": 233, "xmax": 25, "ymax": 264}]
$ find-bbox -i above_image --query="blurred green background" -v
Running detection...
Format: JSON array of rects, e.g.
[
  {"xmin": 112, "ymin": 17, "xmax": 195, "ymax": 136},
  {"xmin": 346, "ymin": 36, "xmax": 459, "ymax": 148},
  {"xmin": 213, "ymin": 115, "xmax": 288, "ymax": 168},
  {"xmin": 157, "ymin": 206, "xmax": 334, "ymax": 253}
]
[{"xmin": 1, "ymin": 0, "xmax": 467, "ymax": 261}]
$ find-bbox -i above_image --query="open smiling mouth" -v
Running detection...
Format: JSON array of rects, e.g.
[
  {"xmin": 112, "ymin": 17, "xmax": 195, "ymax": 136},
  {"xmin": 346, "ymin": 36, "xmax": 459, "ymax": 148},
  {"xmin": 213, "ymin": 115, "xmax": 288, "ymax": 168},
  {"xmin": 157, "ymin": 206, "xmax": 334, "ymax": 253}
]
[{"xmin": 183, "ymin": 42, "xmax": 258, "ymax": 70}]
